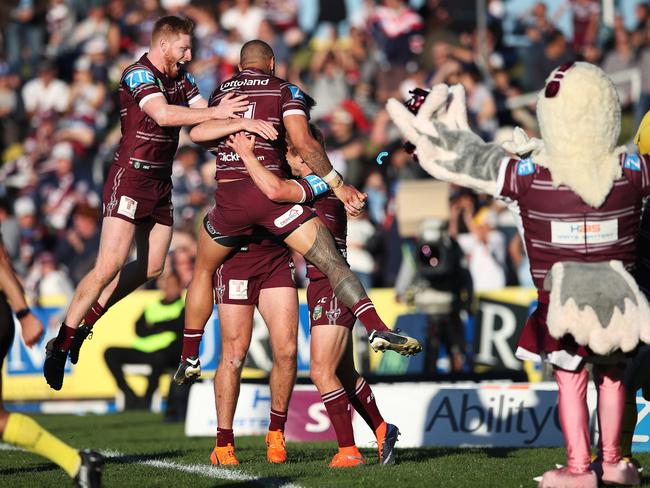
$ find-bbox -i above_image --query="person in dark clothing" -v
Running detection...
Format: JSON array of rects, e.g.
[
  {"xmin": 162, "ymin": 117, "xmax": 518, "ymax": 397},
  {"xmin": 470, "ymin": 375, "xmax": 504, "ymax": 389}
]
[{"xmin": 104, "ymin": 268, "xmax": 184, "ymax": 412}]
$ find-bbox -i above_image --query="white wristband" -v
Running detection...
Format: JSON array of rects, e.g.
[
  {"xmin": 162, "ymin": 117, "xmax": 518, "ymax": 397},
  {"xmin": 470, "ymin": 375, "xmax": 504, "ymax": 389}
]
[{"xmin": 322, "ymin": 169, "xmax": 340, "ymax": 184}]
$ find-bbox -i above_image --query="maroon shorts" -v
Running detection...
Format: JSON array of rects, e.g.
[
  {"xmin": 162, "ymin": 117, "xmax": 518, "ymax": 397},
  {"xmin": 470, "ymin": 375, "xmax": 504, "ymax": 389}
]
[
  {"xmin": 517, "ymin": 290, "xmax": 588, "ymax": 358},
  {"xmin": 102, "ymin": 165, "xmax": 173, "ymax": 226},
  {"xmin": 306, "ymin": 278, "xmax": 356, "ymax": 330},
  {"xmin": 214, "ymin": 242, "xmax": 295, "ymax": 305},
  {"xmin": 206, "ymin": 178, "xmax": 315, "ymax": 246}
]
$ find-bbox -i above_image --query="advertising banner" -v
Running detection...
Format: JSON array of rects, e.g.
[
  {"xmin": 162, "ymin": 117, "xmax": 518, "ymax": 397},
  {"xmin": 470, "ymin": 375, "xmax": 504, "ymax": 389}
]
[
  {"xmin": 186, "ymin": 382, "xmax": 337, "ymax": 441},
  {"xmin": 352, "ymin": 382, "xmax": 650, "ymax": 452},
  {"xmin": 4, "ymin": 289, "xmax": 405, "ymax": 401}
]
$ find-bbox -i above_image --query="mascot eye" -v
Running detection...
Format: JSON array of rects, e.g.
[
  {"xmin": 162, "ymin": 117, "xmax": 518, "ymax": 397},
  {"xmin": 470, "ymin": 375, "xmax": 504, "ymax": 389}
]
[{"xmin": 544, "ymin": 62, "xmax": 575, "ymax": 98}]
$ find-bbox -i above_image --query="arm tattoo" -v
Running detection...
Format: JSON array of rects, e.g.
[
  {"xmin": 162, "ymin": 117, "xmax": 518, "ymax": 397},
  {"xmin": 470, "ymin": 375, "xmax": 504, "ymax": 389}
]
[
  {"xmin": 301, "ymin": 147, "xmax": 334, "ymax": 179},
  {"xmin": 303, "ymin": 221, "xmax": 367, "ymax": 308}
]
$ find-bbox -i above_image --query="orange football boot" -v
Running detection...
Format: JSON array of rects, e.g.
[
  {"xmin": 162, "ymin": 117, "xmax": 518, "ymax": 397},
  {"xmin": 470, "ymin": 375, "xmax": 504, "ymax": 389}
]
[
  {"xmin": 329, "ymin": 446, "xmax": 365, "ymax": 468},
  {"xmin": 265, "ymin": 430, "xmax": 287, "ymax": 464},
  {"xmin": 210, "ymin": 444, "xmax": 239, "ymax": 466}
]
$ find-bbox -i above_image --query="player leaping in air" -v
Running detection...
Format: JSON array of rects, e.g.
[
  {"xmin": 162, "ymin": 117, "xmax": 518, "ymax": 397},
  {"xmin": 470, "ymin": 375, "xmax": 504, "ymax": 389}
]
[
  {"xmin": 43, "ymin": 15, "xmax": 249, "ymax": 391},
  {"xmin": 173, "ymin": 39, "xmax": 421, "ymax": 386}
]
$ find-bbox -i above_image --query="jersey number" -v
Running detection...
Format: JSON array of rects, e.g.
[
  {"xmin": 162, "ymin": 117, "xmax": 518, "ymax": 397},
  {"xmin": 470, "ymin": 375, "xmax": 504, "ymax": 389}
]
[{"xmin": 242, "ymin": 102, "xmax": 256, "ymax": 119}]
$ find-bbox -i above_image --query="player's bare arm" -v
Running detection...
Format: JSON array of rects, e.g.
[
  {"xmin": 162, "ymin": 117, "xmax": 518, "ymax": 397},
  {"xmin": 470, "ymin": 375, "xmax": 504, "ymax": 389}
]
[
  {"xmin": 0, "ymin": 239, "xmax": 43, "ymax": 347},
  {"xmin": 284, "ymin": 114, "xmax": 367, "ymax": 213},
  {"xmin": 226, "ymin": 133, "xmax": 302, "ymax": 202},
  {"xmin": 190, "ymin": 118, "xmax": 278, "ymax": 149},
  {"xmin": 143, "ymin": 92, "xmax": 249, "ymax": 127}
]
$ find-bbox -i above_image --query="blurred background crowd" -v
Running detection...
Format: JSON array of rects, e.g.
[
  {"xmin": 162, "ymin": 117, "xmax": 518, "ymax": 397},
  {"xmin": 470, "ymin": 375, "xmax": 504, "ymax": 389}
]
[{"xmin": 0, "ymin": 0, "xmax": 646, "ymax": 342}]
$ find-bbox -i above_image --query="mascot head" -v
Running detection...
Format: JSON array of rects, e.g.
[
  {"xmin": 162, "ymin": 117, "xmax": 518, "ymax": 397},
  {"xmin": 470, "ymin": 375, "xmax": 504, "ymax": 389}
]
[{"xmin": 534, "ymin": 61, "xmax": 625, "ymax": 208}]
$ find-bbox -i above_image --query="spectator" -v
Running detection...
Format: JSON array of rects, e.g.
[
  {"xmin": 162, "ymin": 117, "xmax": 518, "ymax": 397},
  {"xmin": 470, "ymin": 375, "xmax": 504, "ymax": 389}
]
[
  {"xmin": 5, "ymin": 0, "xmax": 45, "ymax": 72},
  {"xmin": 0, "ymin": 63, "xmax": 20, "ymax": 152},
  {"xmin": 368, "ymin": 0, "xmax": 423, "ymax": 66},
  {"xmin": 56, "ymin": 56, "xmax": 107, "ymax": 148},
  {"xmin": 37, "ymin": 142, "xmax": 96, "ymax": 231},
  {"xmin": 522, "ymin": 29, "xmax": 575, "ymax": 91},
  {"xmin": 220, "ymin": 0, "xmax": 265, "ymax": 42},
  {"xmin": 458, "ymin": 65, "xmax": 498, "ymax": 140},
  {"xmin": 104, "ymin": 268, "xmax": 185, "ymax": 411},
  {"xmin": 171, "ymin": 145, "xmax": 206, "ymax": 224},
  {"xmin": 602, "ymin": 29, "xmax": 635, "ymax": 106},
  {"xmin": 54, "ymin": 203, "xmax": 100, "ymax": 284},
  {"xmin": 45, "ymin": 0, "xmax": 74, "ymax": 59},
  {"xmin": 452, "ymin": 206, "xmax": 506, "ymax": 292},
  {"xmin": 556, "ymin": 0, "xmax": 600, "ymax": 54},
  {"xmin": 15, "ymin": 196, "xmax": 49, "ymax": 274},
  {"xmin": 0, "ymin": 199, "xmax": 21, "ymax": 262},
  {"xmin": 346, "ymin": 211, "xmax": 377, "ymax": 289},
  {"xmin": 309, "ymin": 51, "xmax": 349, "ymax": 120},
  {"xmin": 21, "ymin": 60, "xmax": 70, "ymax": 122},
  {"xmin": 25, "ymin": 251, "xmax": 75, "ymax": 329},
  {"xmin": 323, "ymin": 107, "xmax": 364, "ymax": 180}
]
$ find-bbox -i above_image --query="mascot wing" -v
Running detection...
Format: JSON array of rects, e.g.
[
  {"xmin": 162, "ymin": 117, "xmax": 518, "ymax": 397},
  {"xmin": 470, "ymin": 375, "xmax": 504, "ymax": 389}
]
[
  {"xmin": 386, "ymin": 84, "xmax": 508, "ymax": 195},
  {"xmin": 544, "ymin": 261, "xmax": 650, "ymax": 355}
]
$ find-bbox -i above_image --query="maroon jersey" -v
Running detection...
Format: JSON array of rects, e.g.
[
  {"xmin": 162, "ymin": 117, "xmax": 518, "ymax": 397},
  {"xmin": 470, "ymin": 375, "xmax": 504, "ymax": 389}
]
[
  {"xmin": 114, "ymin": 54, "xmax": 202, "ymax": 179},
  {"xmin": 294, "ymin": 176, "xmax": 347, "ymax": 281},
  {"xmin": 208, "ymin": 68, "xmax": 310, "ymax": 180},
  {"xmin": 498, "ymin": 153, "xmax": 650, "ymax": 289}
]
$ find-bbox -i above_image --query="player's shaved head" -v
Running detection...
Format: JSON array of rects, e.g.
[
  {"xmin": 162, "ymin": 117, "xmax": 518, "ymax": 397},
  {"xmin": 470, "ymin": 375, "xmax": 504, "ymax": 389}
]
[{"xmin": 240, "ymin": 40, "xmax": 275, "ymax": 72}]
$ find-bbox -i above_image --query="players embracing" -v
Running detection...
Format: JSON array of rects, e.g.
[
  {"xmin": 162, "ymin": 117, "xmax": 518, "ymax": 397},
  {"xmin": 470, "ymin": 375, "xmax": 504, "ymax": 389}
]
[{"xmin": 180, "ymin": 41, "xmax": 408, "ymax": 466}]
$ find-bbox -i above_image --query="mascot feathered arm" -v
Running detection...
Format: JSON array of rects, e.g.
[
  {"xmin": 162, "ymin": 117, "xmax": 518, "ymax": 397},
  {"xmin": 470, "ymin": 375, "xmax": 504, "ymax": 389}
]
[{"xmin": 386, "ymin": 84, "xmax": 508, "ymax": 195}]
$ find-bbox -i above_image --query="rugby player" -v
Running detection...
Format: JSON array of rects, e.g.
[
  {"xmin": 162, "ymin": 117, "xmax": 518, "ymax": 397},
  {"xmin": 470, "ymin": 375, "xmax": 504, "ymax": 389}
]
[
  {"xmin": 210, "ymin": 235, "xmax": 298, "ymax": 466},
  {"xmin": 0, "ymin": 233, "xmax": 104, "ymax": 486},
  {"xmin": 43, "ymin": 16, "xmax": 249, "ymax": 390},
  {"xmin": 228, "ymin": 127, "xmax": 400, "ymax": 468},
  {"xmin": 174, "ymin": 40, "xmax": 421, "ymax": 386}
]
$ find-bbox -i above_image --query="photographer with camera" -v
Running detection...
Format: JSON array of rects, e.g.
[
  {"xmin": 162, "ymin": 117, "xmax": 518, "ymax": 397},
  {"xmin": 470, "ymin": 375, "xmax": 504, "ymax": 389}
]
[{"xmin": 395, "ymin": 217, "xmax": 472, "ymax": 374}]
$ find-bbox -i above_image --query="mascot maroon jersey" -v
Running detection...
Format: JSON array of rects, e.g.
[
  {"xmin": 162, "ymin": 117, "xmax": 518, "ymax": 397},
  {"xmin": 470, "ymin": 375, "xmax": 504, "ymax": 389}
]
[
  {"xmin": 498, "ymin": 153, "xmax": 650, "ymax": 290},
  {"xmin": 114, "ymin": 54, "xmax": 201, "ymax": 179},
  {"xmin": 208, "ymin": 68, "xmax": 310, "ymax": 180}
]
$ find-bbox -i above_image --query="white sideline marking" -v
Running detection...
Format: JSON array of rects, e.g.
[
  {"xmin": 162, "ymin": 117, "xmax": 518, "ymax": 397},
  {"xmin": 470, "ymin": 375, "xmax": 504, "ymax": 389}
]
[
  {"xmin": 102, "ymin": 450, "xmax": 302, "ymax": 487},
  {"xmin": 143, "ymin": 459, "xmax": 257, "ymax": 481}
]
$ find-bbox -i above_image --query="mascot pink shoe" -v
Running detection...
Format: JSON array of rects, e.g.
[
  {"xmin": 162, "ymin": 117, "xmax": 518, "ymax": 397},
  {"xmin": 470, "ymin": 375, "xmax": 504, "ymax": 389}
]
[
  {"xmin": 538, "ymin": 467, "xmax": 597, "ymax": 488},
  {"xmin": 590, "ymin": 459, "xmax": 640, "ymax": 486}
]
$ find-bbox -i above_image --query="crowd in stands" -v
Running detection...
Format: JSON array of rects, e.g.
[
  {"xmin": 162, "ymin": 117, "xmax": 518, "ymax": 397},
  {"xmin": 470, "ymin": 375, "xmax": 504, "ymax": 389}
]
[{"xmin": 0, "ymin": 0, "xmax": 646, "ymax": 313}]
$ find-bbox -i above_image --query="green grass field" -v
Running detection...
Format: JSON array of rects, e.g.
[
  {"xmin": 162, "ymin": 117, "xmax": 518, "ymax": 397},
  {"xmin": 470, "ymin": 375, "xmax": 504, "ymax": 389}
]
[{"xmin": 2, "ymin": 411, "xmax": 649, "ymax": 487}]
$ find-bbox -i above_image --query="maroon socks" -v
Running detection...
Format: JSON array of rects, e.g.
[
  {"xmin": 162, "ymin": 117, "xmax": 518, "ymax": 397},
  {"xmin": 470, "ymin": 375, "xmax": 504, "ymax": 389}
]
[
  {"xmin": 322, "ymin": 388, "xmax": 355, "ymax": 448},
  {"xmin": 351, "ymin": 298, "xmax": 389, "ymax": 333},
  {"xmin": 346, "ymin": 378, "xmax": 384, "ymax": 431},
  {"xmin": 269, "ymin": 409, "xmax": 287, "ymax": 432},
  {"xmin": 82, "ymin": 302, "xmax": 106, "ymax": 329},
  {"xmin": 54, "ymin": 324, "xmax": 77, "ymax": 351},
  {"xmin": 181, "ymin": 328, "xmax": 204, "ymax": 359},
  {"xmin": 216, "ymin": 427, "xmax": 234, "ymax": 447}
]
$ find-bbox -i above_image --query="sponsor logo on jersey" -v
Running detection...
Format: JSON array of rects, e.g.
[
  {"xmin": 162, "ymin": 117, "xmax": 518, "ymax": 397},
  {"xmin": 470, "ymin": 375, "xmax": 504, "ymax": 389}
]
[
  {"xmin": 304, "ymin": 174, "xmax": 329, "ymax": 197},
  {"xmin": 117, "ymin": 195, "xmax": 138, "ymax": 219},
  {"xmin": 124, "ymin": 69, "xmax": 155, "ymax": 90},
  {"xmin": 517, "ymin": 158, "xmax": 535, "ymax": 176},
  {"xmin": 219, "ymin": 152, "xmax": 242, "ymax": 162},
  {"xmin": 624, "ymin": 153, "xmax": 641, "ymax": 171},
  {"xmin": 289, "ymin": 85, "xmax": 304, "ymax": 99},
  {"xmin": 228, "ymin": 279, "xmax": 248, "ymax": 300},
  {"xmin": 184, "ymin": 71, "xmax": 196, "ymax": 85},
  {"xmin": 312, "ymin": 305, "xmax": 322, "ymax": 321},
  {"xmin": 218, "ymin": 152, "xmax": 266, "ymax": 162},
  {"xmin": 551, "ymin": 219, "xmax": 618, "ymax": 245},
  {"xmin": 220, "ymin": 78, "xmax": 270, "ymax": 90},
  {"xmin": 274, "ymin": 204, "xmax": 304, "ymax": 228}
]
